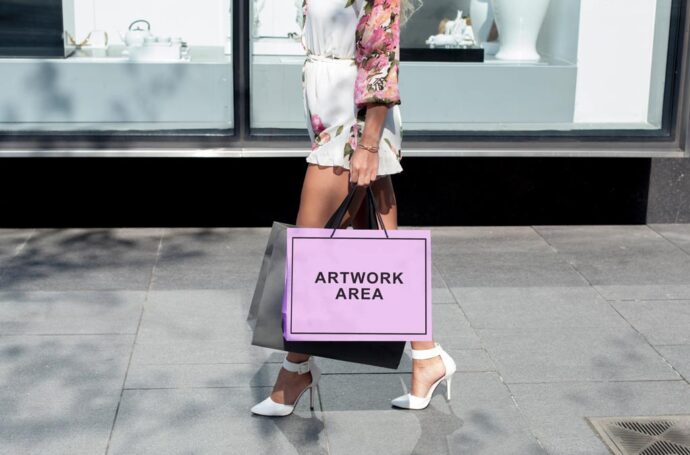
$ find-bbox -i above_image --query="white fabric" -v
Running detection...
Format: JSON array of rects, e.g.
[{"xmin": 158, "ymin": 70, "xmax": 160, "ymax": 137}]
[{"xmin": 301, "ymin": 0, "xmax": 404, "ymax": 176}]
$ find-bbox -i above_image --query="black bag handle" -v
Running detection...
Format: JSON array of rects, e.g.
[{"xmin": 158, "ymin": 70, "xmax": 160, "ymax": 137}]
[
  {"xmin": 324, "ymin": 183, "xmax": 359, "ymax": 229},
  {"xmin": 325, "ymin": 183, "xmax": 389, "ymax": 238},
  {"xmin": 364, "ymin": 185, "xmax": 387, "ymax": 234}
]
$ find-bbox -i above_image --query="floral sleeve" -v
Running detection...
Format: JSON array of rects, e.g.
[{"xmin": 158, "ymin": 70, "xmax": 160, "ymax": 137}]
[{"xmin": 354, "ymin": 0, "xmax": 402, "ymax": 110}]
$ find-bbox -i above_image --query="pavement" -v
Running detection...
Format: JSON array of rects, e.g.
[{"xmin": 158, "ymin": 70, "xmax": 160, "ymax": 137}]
[{"xmin": 1, "ymin": 224, "xmax": 690, "ymax": 455}]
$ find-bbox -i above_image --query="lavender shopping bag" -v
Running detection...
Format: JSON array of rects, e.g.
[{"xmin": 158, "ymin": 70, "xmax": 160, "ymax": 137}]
[
  {"xmin": 282, "ymin": 196, "xmax": 432, "ymax": 342},
  {"xmin": 248, "ymin": 185, "xmax": 406, "ymax": 369}
]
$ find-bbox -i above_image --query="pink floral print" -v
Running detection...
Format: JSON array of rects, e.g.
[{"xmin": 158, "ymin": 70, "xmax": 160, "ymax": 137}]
[
  {"xmin": 310, "ymin": 114, "xmax": 325, "ymax": 135},
  {"xmin": 354, "ymin": 0, "xmax": 402, "ymax": 110}
]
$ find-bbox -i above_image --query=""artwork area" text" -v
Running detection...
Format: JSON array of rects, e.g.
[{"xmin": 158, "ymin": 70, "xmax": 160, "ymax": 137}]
[{"xmin": 314, "ymin": 271, "xmax": 404, "ymax": 300}]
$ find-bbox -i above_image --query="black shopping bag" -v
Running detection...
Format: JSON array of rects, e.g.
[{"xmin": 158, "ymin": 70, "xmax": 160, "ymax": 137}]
[{"xmin": 246, "ymin": 184, "xmax": 406, "ymax": 370}]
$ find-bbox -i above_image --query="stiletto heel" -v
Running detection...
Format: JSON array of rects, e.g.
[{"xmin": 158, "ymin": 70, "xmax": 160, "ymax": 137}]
[
  {"xmin": 250, "ymin": 356, "xmax": 322, "ymax": 416},
  {"xmin": 391, "ymin": 342, "xmax": 457, "ymax": 410}
]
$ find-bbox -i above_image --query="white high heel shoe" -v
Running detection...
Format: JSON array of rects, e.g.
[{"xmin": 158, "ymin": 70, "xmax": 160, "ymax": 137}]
[
  {"xmin": 391, "ymin": 342, "xmax": 457, "ymax": 410},
  {"xmin": 250, "ymin": 356, "xmax": 321, "ymax": 416}
]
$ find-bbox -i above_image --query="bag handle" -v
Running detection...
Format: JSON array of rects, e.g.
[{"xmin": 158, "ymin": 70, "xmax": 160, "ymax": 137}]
[
  {"xmin": 325, "ymin": 183, "xmax": 389, "ymax": 238},
  {"xmin": 324, "ymin": 182, "xmax": 359, "ymax": 229},
  {"xmin": 365, "ymin": 185, "xmax": 388, "ymax": 235}
]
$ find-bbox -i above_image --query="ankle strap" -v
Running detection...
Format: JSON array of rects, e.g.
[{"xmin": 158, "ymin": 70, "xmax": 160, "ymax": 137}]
[
  {"xmin": 283, "ymin": 356, "xmax": 311, "ymax": 374},
  {"xmin": 411, "ymin": 342, "xmax": 442, "ymax": 360}
]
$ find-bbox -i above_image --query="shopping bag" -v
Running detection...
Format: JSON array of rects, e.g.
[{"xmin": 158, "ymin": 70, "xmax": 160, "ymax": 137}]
[
  {"xmin": 246, "ymin": 220, "xmax": 283, "ymax": 331},
  {"xmin": 282, "ymin": 186, "xmax": 432, "ymax": 341},
  {"xmin": 247, "ymin": 183, "xmax": 406, "ymax": 369}
]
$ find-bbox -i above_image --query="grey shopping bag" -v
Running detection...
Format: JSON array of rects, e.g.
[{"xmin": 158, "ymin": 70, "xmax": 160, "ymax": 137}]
[
  {"xmin": 246, "ymin": 220, "xmax": 284, "ymax": 331},
  {"xmin": 246, "ymin": 185, "xmax": 406, "ymax": 370}
]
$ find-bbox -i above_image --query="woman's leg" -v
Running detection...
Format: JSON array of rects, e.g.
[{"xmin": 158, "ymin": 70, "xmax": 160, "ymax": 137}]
[
  {"xmin": 351, "ymin": 176, "xmax": 446, "ymax": 398},
  {"xmin": 270, "ymin": 163, "xmax": 368, "ymax": 405}
]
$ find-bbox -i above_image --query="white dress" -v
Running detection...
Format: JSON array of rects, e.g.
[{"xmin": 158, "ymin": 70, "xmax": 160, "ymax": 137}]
[{"xmin": 300, "ymin": 0, "xmax": 404, "ymax": 176}]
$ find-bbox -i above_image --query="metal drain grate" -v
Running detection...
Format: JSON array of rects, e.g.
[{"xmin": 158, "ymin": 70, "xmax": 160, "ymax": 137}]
[{"xmin": 587, "ymin": 415, "xmax": 690, "ymax": 455}]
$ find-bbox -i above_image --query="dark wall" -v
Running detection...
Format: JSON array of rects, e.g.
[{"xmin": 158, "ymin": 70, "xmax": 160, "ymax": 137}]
[
  {"xmin": 647, "ymin": 157, "xmax": 690, "ymax": 223},
  {"xmin": 0, "ymin": 156, "xmax": 654, "ymax": 227},
  {"xmin": 0, "ymin": 0, "xmax": 65, "ymax": 58}
]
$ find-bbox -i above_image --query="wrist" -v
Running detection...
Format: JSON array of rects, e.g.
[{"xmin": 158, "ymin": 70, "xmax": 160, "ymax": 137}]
[{"xmin": 358, "ymin": 141, "xmax": 379, "ymax": 153}]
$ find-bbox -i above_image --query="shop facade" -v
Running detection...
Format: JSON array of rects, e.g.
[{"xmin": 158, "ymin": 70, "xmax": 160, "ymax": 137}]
[{"xmin": 1, "ymin": 0, "xmax": 689, "ymax": 225}]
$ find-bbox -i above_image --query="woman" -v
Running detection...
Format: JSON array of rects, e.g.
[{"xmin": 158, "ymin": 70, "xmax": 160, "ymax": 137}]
[{"xmin": 251, "ymin": 0, "xmax": 456, "ymax": 416}]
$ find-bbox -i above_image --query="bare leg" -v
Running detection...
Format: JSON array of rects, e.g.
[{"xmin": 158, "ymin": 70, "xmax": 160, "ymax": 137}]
[
  {"xmin": 270, "ymin": 163, "xmax": 368, "ymax": 405},
  {"xmin": 351, "ymin": 176, "xmax": 446, "ymax": 398}
]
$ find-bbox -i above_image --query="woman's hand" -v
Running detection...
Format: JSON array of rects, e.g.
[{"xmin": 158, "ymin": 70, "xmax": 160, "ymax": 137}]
[
  {"xmin": 349, "ymin": 103, "xmax": 388, "ymax": 187},
  {"xmin": 349, "ymin": 144, "xmax": 379, "ymax": 187}
]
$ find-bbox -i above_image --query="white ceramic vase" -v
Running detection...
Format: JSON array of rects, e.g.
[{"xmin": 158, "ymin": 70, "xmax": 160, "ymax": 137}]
[
  {"xmin": 491, "ymin": 0, "xmax": 551, "ymax": 61},
  {"xmin": 470, "ymin": 0, "xmax": 494, "ymax": 46}
]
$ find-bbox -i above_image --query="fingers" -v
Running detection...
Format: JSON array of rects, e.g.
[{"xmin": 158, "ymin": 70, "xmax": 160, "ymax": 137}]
[
  {"xmin": 349, "ymin": 160, "xmax": 378, "ymax": 187},
  {"xmin": 351, "ymin": 169, "xmax": 376, "ymax": 187},
  {"xmin": 349, "ymin": 167, "xmax": 358, "ymax": 185}
]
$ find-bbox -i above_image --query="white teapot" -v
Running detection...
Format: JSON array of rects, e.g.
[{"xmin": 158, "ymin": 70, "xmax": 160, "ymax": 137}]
[{"xmin": 118, "ymin": 19, "xmax": 152, "ymax": 47}]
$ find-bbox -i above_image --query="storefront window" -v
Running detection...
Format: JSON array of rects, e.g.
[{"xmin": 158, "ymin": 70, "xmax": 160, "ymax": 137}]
[
  {"xmin": 0, "ymin": 0, "xmax": 681, "ymax": 139},
  {"xmin": 251, "ymin": 0, "xmax": 677, "ymax": 133},
  {"xmin": 0, "ymin": 0, "xmax": 234, "ymax": 132},
  {"xmin": 250, "ymin": 0, "xmax": 305, "ymax": 131}
]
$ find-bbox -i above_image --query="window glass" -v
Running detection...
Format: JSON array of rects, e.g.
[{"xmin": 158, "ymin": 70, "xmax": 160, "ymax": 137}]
[
  {"xmin": 0, "ymin": 0, "xmax": 234, "ymax": 132},
  {"xmin": 251, "ymin": 0, "xmax": 675, "ymax": 133}
]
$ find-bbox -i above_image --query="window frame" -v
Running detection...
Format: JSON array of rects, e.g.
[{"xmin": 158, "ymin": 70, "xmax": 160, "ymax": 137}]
[{"xmin": 0, "ymin": 0, "xmax": 688, "ymax": 158}]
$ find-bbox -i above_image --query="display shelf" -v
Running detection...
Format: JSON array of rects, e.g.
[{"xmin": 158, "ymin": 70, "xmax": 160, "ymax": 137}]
[
  {"xmin": 251, "ymin": 53, "xmax": 578, "ymax": 129},
  {"xmin": 0, "ymin": 46, "xmax": 233, "ymax": 131}
]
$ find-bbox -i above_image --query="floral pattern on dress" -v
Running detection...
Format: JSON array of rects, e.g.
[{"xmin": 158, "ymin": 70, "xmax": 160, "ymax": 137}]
[
  {"xmin": 354, "ymin": 0, "xmax": 402, "ymax": 110},
  {"xmin": 300, "ymin": 0, "xmax": 403, "ymax": 175}
]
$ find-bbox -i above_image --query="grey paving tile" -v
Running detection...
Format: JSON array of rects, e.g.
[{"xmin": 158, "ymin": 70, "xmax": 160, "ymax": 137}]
[
  {"xmin": 430, "ymin": 226, "xmax": 554, "ymax": 254},
  {"xmin": 535, "ymin": 225, "xmax": 668, "ymax": 251},
  {"xmin": 318, "ymin": 372, "xmax": 454, "ymax": 455},
  {"xmin": 109, "ymin": 387, "xmax": 327, "ymax": 455},
  {"xmin": 136, "ymin": 290, "xmax": 250, "ymax": 343},
  {"xmin": 432, "ymin": 303, "xmax": 483, "ymax": 349},
  {"xmin": 611, "ymin": 299, "xmax": 690, "ymax": 345},
  {"xmin": 446, "ymin": 372, "xmax": 547, "ymax": 454},
  {"xmin": 430, "ymin": 226, "xmax": 587, "ymax": 287},
  {"xmin": 151, "ymin": 228, "xmax": 269, "ymax": 290},
  {"xmin": 0, "ymin": 229, "xmax": 33, "ymax": 261},
  {"xmin": 435, "ymin": 347, "xmax": 497, "ymax": 373},
  {"xmin": 657, "ymin": 345, "xmax": 690, "ymax": 382},
  {"xmin": 649, "ymin": 223, "xmax": 690, "ymax": 254},
  {"xmin": 323, "ymin": 410, "xmax": 430, "ymax": 455},
  {"xmin": 130, "ymin": 289, "xmax": 279, "ymax": 366},
  {"xmin": 435, "ymin": 251, "xmax": 588, "ymax": 288},
  {"xmin": 431, "ymin": 263, "xmax": 449, "ymax": 289},
  {"xmin": 316, "ymin": 346, "xmax": 495, "ymax": 374},
  {"xmin": 534, "ymin": 225, "xmax": 690, "ymax": 298},
  {"xmin": 450, "ymin": 286, "xmax": 628, "ymax": 329},
  {"xmin": 317, "ymin": 370, "xmax": 430, "ymax": 412},
  {"xmin": 125, "ymin": 362, "xmax": 281, "ymax": 389},
  {"xmin": 0, "ymin": 228, "xmax": 162, "ymax": 290},
  {"xmin": 432, "ymin": 287, "xmax": 456, "ymax": 304},
  {"xmin": 160, "ymin": 227, "xmax": 270, "ymax": 255},
  {"xmin": 431, "ymin": 262, "xmax": 456, "ymax": 304},
  {"xmin": 593, "ymin": 284, "xmax": 690, "ymax": 300},
  {"xmin": 0, "ymin": 290, "xmax": 144, "ymax": 335},
  {"xmin": 509, "ymin": 380, "xmax": 690, "ymax": 455},
  {"xmin": 126, "ymin": 348, "xmax": 494, "ymax": 389},
  {"xmin": 128, "ymin": 283, "xmax": 300, "ymax": 388},
  {"xmin": 130, "ymin": 338, "xmax": 284, "ymax": 366},
  {"xmin": 476, "ymin": 325, "xmax": 681, "ymax": 383},
  {"xmin": 151, "ymin": 256, "xmax": 262, "ymax": 290},
  {"xmin": 0, "ymin": 334, "xmax": 133, "ymax": 455},
  {"xmin": 319, "ymin": 371, "xmax": 545, "ymax": 455}
]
